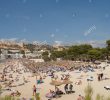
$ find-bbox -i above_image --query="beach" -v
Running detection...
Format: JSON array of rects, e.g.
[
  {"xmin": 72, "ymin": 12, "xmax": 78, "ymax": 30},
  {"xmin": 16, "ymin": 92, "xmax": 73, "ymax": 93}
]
[{"xmin": 0, "ymin": 59, "xmax": 110, "ymax": 100}]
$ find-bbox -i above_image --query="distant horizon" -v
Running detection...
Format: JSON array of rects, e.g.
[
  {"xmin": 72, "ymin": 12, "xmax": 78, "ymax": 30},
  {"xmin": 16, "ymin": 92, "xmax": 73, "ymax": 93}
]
[
  {"xmin": 0, "ymin": 0, "xmax": 110, "ymax": 47},
  {"xmin": 0, "ymin": 38, "xmax": 107, "ymax": 48}
]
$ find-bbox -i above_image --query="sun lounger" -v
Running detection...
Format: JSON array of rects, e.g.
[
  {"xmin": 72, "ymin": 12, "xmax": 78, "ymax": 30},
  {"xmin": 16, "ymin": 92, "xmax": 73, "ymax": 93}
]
[
  {"xmin": 66, "ymin": 91, "xmax": 75, "ymax": 94},
  {"xmin": 9, "ymin": 85, "xmax": 17, "ymax": 87},
  {"xmin": 3, "ymin": 88, "xmax": 11, "ymax": 91},
  {"xmin": 104, "ymin": 86, "xmax": 110, "ymax": 90},
  {"xmin": 87, "ymin": 77, "xmax": 93, "ymax": 81},
  {"xmin": 17, "ymin": 83, "xmax": 25, "ymax": 86}
]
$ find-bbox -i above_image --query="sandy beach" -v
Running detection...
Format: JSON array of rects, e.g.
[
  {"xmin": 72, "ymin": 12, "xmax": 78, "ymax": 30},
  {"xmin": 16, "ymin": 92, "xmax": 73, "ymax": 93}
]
[{"xmin": 0, "ymin": 59, "xmax": 110, "ymax": 100}]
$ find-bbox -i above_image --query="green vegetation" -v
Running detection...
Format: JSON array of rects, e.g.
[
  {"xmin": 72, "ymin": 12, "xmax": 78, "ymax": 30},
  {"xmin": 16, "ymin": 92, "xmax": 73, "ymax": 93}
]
[
  {"xmin": 42, "ymin": 51, "xmax": 51, "ymax": 62},
  {"xmin": 84, "ymin": 85, "xmax": 110, "ymax": 100},
  {"xmin": 0, "ymin": 49, "xmax": 1, "ymax": 54},
  {"xmin": 0, "ymin": 95, "xmax": 15, "ymax": 100},
  {"xmin": 24, "ymin": 44, "xmax": 36, "ymax": 53},
  {"xmin": 47, "ymin": 40, "xmax": 110, "ymax": 61},
  {"xmin": 85, "ymin": 84, "xmax": 93, "ymax": 100},
  {"xmin": 20, "ymin": 50, "xmax": 26, "ymax": 58},
  {"xmin": 0, "ymin": 84, "xmax": 2, "ymax": 95}
]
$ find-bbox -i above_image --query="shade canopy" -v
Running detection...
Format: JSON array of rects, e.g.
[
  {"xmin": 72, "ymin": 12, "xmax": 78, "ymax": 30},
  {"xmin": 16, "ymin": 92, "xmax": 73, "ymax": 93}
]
[
  {"xmin": 50, "ymin": 80, "xmax": 63, "ymax": 86},
  {"xmin": 62, "ymin": 80, "xmax": 73, "ymax": 84}
]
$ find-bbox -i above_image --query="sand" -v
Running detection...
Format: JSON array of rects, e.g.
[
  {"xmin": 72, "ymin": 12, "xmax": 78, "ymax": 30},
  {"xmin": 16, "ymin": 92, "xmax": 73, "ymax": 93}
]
[{"xmin": 1, "ymin": 62, "xmax": 110, "ymax": 100}]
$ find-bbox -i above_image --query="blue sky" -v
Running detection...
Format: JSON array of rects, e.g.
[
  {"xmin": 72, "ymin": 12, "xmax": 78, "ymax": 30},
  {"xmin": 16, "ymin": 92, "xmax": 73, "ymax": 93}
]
[{"xmin": 0, "ymin": 0, "xmax": 110, "ymax": 45}]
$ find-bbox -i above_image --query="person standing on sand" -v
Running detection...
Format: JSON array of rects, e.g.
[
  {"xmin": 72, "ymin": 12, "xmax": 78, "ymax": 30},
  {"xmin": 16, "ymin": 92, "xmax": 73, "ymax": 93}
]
[
  {"xmin": 33, "ymin": 85, "xmax": 36, "ymax": 96},
  {"xmin": 64, "ymin": 84, "xmax": 68, "ymax": 94},
  {"xmin": 98, "ymin": 74, "xmax": 100, "ymax": 81},
  {"xmin": 100, "ymin": 73, "xmax": 103, "ymax": 80},
  {"xmin": 69, "ymin": 84, "xmax": 73, "ymax": 92}
]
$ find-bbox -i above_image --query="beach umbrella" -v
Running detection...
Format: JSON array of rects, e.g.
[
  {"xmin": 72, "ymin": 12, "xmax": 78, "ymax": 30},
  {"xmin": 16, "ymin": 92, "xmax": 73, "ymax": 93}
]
[
  {"xmin": 50, "ymin": 80, "xmax": 63, "ymax": 91},
  {"xmin": 94, "ymin": 61, "xmax": 101, "ymax": 64},
  {"xmin": 62, "ymin": 80, "xmax": 73, "ymax": 84},
  {"xmin": 50, "ymin": 80, "xmax": 63, "ymax": 86}
]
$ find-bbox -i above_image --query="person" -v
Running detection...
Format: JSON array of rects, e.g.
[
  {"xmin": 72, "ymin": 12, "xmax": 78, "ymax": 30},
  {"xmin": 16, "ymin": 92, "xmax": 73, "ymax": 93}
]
[
  {"xmin": 64, "ymin": 84, "xmax": 68, "ymax": 94},
  {"xmin": 50, "ymin": 89, "xmax": 56, "ymax": 97},
  {"xmin": 45, "ymin": 89, "xmax": 56, "ymax": 99},
  {"xmin": 55, "ymin": 87, "xmax": 64, "ymax": 95},
  {"xmin": 75, "ymin": 80, "xmax": 82, "ymax": 85},
  {"xmin": 69, "ymin": 84, "xmax": 73, "ymax": 92},
  {"xmin": 11, "ymin": 90, "xmax": 16, "ymax": 96},
  {"xmin": 100, "ymin": 73, "xmax": 103, "ymax": 80},
  {"xmin": 77, "ymin": 95, "xmax": 82, "ymax": 100},
  {"xmin": 77, "ymin": 94, "xmax": 85, "ymax": 100},
  {"xmin": 103, "ymin": 67, "xmax": 105, "ymax": 70},
  {"xmin": 15, "ymin": 91, "xmax": 21, "ymax": 96},
  {"xmin": 33, "ymin": 85, "xmax": 36, "ymax": 96},
  {"xmin": 98, "ymin": 74, "xmax": 100, "ymax": 81},
  {"xmin": 40, "ymin": 76, "xmax": 42, "ymax": 81}
]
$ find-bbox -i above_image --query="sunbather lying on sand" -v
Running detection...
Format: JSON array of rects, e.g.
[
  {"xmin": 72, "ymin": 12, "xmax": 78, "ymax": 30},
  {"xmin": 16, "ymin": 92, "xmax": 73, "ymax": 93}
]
[
  {"xmin": 45, "ymin": 89, "xmax": 56, "ymax": 98},
  {"xmin": 11, "ymin": 90, "xmax": 21, "ymax": 96},
  {"xmin": 75, "ymin": 80, "xmax": 82, "ymax": 85}
]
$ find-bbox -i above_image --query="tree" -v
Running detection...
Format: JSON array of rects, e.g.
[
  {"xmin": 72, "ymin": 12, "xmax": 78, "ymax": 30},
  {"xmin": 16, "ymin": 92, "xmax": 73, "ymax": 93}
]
[
  {"xmin": 20, "ymin": 50, "xmax": 26, "ymax": 58},
  {"xmin": 50, "ymin": 50, "xmax": 66, "ymax": 60},
  {"xmin": 106, "ymin": 40, "xmax": 110, "ymax": 59},
  {"xmin": 20, "ymin": 50, "xmax": 25, "ymax": 54},
  {"xmin": 66, "ymin": 44, "xmax": 92, "ymax": 60},
  {"xmin": 88, "ymin": 49, "xmax": 102, "ymax": 61},
  {"xmin": 42, "ymin": 51, "xmax": 51, "ymax": 62},
  {"xmin": 100, "ymin": 48, "xmax": 109, "ymax": 60},
  {"xmin": 106, "ymin": 40, "xmax": 110, "ymax": 50},
  {"xmin": 24, "ymin": 44, "xmax": 36, "ymax": 53},
  {"xmin": 42, "ymin": 51, "xmax": 49, "ymax": 56}
]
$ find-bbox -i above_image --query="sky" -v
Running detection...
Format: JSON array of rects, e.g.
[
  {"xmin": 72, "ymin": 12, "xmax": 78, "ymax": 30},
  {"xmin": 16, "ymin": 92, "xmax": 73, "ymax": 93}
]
[{"xmin": 0, "ymin": 0, "xmax": 110, "ymax": 47}]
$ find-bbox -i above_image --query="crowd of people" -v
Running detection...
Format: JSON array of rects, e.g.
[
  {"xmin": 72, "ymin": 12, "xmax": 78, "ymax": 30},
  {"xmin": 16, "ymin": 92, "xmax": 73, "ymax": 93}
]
[{"xmin": 0, "ymin": 58, "xmax": 109, "ymax": 100}]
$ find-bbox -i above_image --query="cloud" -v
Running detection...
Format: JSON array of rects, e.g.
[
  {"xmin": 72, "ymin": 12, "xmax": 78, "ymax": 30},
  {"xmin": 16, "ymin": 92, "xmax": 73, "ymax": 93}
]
[
  {"xmin": 88, "ymin": 40, "xmax": 106, "ymax": 48},
  {"xmin": 20, "ymin": 39, "xmax": 29, "ymax": 43},
  {"xmin": 56, "ymin": 0, "xmax": 59, "ymax": 3},
  {"xmin": 5, "ymin": 13, "xmax": 10, "ymax": 18},
  {"xmin": 89, "ymin": 0, "xmax": 92, "ymax": 3},
  {"xmin": 73, "ymin": 40, "xmax": 106, "ymax": 48},
  {"xmin": 23, "ymin": 28, "xmax": 27, "ymax": 33},
  {"xmin": 51, "ymin": 34, "xmax": 55, "ymax": 38},
  {"xmin": 64, "ymin": 35, "xmax": 68, "ymax": 38},
  {"xmin": 105, "ymin": 13, "xmax": 109, "ymax": 18},
  {"xmin": 56, "ymin": 28, "xmax": 59, "ymax": 32},
  {"xmin": 15, "ymin": 16, "xmax": 30, "ymax": 20},
  {"xmin": 22, "ymin": 16, "xmax": 30, "ymax": 20},
  {"xmin": 40, "ymin": 14, "xmax": 43, "ymax": 18},
  {"xmin": 84, "ymin": 25, "xmax": 96, "ymax": 36},
  {"xmin": 54, "ymin": 41, "xmax": 62, "ymax": 46},
  {"xmin": 23, "ymin": 0, "xmax": 27, "ymax": 3},
  {"xmin": 0, "ymin": 38, "xmax": 17, "ymax": 41},
  {"xmin": 72, "ymin": 12, "xmax": 77, "ymax": 17},
  {"xmin": 8, "ymin": 38, "xmax": 18, "ymax": 42},
  {"xmin": 0, "ymin": 38, "xmax": 18, "ymax": 44}
]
